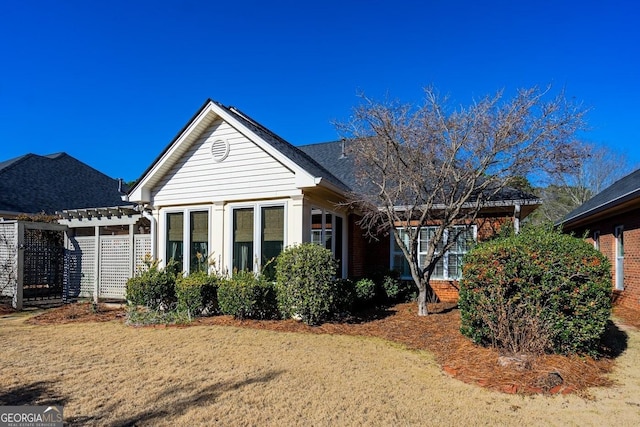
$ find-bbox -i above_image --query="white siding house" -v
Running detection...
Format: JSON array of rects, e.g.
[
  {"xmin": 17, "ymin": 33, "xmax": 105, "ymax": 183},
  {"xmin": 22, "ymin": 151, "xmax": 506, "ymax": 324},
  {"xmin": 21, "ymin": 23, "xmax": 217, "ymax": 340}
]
[{"xmin": 127, "ymin": 100, "xmax": 349, "ymax": 277}]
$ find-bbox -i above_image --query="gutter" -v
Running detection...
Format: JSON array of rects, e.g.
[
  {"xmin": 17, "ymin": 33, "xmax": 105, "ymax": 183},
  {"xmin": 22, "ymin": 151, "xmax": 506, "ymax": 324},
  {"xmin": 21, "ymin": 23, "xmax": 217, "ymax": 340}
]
[
  {"xmin": 560, "ymin": 187, "xmax": 640, "ymax": 227},
  {"xmin": 391, "ymin": 198, "xmax": 542, "ymax": 212}
]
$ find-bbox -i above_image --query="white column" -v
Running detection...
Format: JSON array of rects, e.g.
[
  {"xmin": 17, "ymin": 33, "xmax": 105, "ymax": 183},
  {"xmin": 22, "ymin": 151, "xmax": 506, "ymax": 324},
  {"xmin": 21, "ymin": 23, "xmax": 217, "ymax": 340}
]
[
  {"xmin": 12, "ymin": 222, "xmax": 24, "ymax": 310},
  {"xmin": 129, "ymin": 224, "xmax": 135, "ymax": 277},
  {"xmin": 288, "ymin": 195, "xmax": 306, "ymax": 246},
  {"xmin": 211, "ymin": 202, "xmax": 225, "ymax": 273},
  {"xmin": 93, "ymin": 226, "xmax": 100, "ymax": 303}
]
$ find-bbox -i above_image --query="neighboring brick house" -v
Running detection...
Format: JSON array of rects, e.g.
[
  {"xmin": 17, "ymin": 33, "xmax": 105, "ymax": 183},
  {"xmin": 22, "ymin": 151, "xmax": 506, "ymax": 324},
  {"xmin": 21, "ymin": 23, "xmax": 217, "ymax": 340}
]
[
  {"xmin": 126, "ymin": 99, "xmax": 540, "ymax": 302},
  {"xmin": 0, "ymin": 152, "xmax": 126, "ymax": 218},
  {"xmin": 560, "ymin": 169, "xmax": 640, "ymax": 310}
]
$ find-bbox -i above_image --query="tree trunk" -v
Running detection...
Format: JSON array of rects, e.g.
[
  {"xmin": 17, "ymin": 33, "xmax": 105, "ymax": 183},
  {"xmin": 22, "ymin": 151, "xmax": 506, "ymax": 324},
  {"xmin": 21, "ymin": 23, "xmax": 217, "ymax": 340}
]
[{"xmin": 417, "ymin": 286, "xmax": 429, "ymax": 316}]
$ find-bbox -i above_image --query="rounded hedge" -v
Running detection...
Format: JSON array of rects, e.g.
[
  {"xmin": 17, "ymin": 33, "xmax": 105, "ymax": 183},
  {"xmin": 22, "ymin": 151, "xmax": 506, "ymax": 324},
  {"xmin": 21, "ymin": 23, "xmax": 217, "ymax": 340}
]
[
  {"xmin": 217, "ymin": 271, "xmax": 278, "ymax": 320},
  {"xmin": 275, "ymin": 243, "xmax": 338, "ymax": 325},
  {"xmin": 126, "ymin": 259, "xmax": 177, "ymax": 310},
  {"xmin": 459, "ymin": 226, "xmax": 611, "ymax": 356},
  {"xmin": 175, "ymin": 271, "xmax": 219, "ymax": 318}
]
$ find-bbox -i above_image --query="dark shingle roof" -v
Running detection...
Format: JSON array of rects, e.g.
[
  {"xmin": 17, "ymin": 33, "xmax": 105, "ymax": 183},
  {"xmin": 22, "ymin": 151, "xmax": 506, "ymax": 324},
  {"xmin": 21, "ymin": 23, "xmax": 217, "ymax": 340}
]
[
  {"xmin": 298, "ymin": 140, "xmax": 356, "ymax": 190},
  {"xmin": 562, "ymin": 168, "xmax": 640, "ymax": 225},
  {"xmin": 131, "ymin": 99, "xmax": 539, "ymax": 207},
  {"xmin": 0, "ymin": 152, "xmax": 125, "ymax": 215},
  {"xmin": 218, "ymin": 103, "xmax": 350, "ymax": 192},
  {"xmin": 298, "ymin": 140, "xmax": 540, "ymax": 204}
]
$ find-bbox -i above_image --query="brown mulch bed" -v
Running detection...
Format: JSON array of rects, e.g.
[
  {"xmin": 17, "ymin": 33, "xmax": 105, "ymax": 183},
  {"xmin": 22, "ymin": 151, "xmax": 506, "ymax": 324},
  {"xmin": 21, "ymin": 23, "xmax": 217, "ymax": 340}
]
[
  {"xmin": 0, "ymin": 304, "xmax": 15, "ymax": 316},
  {"xmin": 21, "ymin": 301, "xmax": 640, "ymax": 396}
]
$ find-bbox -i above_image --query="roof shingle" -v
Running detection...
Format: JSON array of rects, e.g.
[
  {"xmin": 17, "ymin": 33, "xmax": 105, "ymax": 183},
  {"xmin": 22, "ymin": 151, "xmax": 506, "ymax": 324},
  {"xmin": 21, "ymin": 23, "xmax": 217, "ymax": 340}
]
[
  {"xmin": 0, "ymin": 152, "xmax": 125, "ymax": 215},
  {"xmin": 562, "ymin": 168, "xmax": 640, "ymax": 224}
]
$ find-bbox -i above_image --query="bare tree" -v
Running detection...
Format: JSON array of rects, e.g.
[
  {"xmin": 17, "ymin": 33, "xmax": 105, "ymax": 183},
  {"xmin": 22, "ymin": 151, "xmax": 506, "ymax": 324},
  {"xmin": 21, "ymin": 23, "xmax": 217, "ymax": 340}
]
[
  {"xmin": 532, "ymin": 143, "xmax": 634, "ymax": 224},
  {"xmin": 336, "ymin": 86, "xmax": 587, "ymax": 316}
]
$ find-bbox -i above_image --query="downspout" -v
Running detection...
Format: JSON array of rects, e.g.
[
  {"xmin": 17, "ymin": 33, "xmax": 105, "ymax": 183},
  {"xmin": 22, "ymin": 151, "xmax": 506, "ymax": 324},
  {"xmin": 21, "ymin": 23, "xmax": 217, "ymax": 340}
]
[
  {"xmin": 141, "ymin": 208, "xmax": 157, "ymax": 259},
  {"xmin": 513, "ymin": 204, "xmax": 521, "ymax": 234}
]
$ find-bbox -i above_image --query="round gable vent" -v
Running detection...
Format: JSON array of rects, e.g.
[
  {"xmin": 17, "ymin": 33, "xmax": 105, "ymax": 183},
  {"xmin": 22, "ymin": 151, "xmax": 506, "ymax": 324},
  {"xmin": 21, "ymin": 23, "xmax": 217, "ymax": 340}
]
[{"xmin": 210, "ymin": 139, "xmax": 230, "ymax": 162}]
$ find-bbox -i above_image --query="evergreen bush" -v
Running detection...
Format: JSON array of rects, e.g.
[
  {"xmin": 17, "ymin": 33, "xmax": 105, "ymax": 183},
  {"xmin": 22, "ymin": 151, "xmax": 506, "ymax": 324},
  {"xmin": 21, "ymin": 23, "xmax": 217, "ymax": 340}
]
[
  {"xmin": 217, "ymin": 270, "xmax": 278, "ymax": 319},
  {"xmin": 175, "ymin": 271, "xmax": 219, "ymax": 318},
  {"xmin": 125, "ymin": 258, "xmax": 177, "ymax": 310},
  {"xmin": 355, "ymin": 278, "xmax": 376, "ymax": 305},
  {"xmin": 459, "ymin": 226, "xmax": 612, "ymax": 356},
  {"xmin": 275, "ymin": 243, "xmax": 338, "ymax": 325}
]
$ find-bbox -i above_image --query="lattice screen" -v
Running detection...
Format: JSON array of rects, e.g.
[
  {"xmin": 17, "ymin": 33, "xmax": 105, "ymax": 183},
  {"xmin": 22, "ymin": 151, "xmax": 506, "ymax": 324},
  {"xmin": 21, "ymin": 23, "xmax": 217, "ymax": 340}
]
[
  {"xmin": 134, "ymin": 235, "xmax": 152, "ymax": 273},
  {"xmin": 22, "ymin": 228, "xmax": 64, "ymax": 299},
  {"xmin": 0, "ymin": 223, "xmax": 16, "ymax": 297},
  {"xmin": 74, "ymin": 237, "xmax": 96, "ymax": 298},
  {"xmin": 98, "ymin": 236, "xmax": 131, "ymax": 299}
]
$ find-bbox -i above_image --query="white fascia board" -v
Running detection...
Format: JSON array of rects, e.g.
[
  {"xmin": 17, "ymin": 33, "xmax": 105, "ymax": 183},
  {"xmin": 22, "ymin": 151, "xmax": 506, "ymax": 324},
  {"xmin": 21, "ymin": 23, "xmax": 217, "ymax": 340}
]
[
  {"xmin": 128, "ymin": 102, "xmax": 219, "ymax": 204},
  {"xmin": 295, "ymin": 174, "xmax": 320, "ymax": 188},
  {"xmin": 309, "ymin": 177, "xmax": 347, "ymax": 195},
  {"xmin": 213, "ymin": 107, "xmax": 319, "ymax": 188},
  {"xmin": 129, "ymin": 101, "xmax": 320, "ymax": 203}
]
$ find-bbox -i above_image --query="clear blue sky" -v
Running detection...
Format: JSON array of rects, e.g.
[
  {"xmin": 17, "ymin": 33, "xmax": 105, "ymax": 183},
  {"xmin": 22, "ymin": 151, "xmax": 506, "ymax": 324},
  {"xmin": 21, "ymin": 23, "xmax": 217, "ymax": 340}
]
[{"xmin": 1, "ymin": 0, "xmax": 638, "ymax": 181}]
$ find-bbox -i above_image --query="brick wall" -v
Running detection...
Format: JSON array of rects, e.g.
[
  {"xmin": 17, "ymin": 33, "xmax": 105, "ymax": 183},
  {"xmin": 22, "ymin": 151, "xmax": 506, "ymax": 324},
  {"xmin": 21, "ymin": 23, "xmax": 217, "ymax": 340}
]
[
  {"xmin": 430, "ymin": 280, "xmax": 460, "ymax": 302},
  {"xmin": 566, "ymin": 210, "xmax": 640, "ymax": 311},
  {"xmin": 347, "ymin": 215, "xmax": 366, "ymax": 278},
  {"xmin": 347, "ymin": 214, "xmax": 389, "ymax": 278},
  {"xmin": 349, "ymin": 214, "xmax": 513, "ymax": 302}
]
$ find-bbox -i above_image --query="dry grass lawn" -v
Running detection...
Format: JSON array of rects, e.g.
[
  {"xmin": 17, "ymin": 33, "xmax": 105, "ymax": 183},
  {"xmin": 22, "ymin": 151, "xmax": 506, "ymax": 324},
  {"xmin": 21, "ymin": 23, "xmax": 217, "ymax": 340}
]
[{"xmin": 1, "ymin": 307, "xmax": 640, "ymax": 426}]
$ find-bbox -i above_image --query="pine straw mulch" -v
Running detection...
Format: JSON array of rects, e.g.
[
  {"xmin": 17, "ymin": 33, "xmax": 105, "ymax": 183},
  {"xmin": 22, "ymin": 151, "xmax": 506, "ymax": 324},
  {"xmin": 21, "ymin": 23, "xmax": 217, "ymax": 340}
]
[{"xmin": 19, "ymin": 301, "xmax": 640, "ymax": 397}]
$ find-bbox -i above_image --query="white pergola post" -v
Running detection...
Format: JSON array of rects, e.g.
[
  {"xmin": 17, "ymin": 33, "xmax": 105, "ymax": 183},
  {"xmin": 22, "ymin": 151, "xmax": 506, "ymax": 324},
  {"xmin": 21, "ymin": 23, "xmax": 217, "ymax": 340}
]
[
  {"xmin": 93, "ymin": 225, "xmax": 100, "ymax": 303},
  {"xmin": 12, "ymin": 222, "xmax": 24, "ymax": 310}
]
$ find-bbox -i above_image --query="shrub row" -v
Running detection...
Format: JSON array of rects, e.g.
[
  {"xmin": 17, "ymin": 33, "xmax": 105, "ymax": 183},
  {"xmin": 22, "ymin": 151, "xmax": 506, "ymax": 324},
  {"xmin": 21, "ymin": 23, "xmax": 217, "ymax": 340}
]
[{"xmin": 126, "ymin": 244, "xmax": 417, "ymax": 326}]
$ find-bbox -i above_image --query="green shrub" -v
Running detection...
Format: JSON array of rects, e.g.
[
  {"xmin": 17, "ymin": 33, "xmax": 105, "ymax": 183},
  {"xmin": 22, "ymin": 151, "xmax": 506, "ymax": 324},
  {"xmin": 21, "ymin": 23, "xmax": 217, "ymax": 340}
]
[
  {"xmin": 217, "ymin": 270, "xmax": 278, "ymax": 320},
  {"xmin": 369, "ymin": 269, "xmax": 415, "ymax": 303},
  {"xmin": 175, "ymin": 271, "xmax": 219, "ymax": 318},
  {"xmin": 355, "ymin": 278, "xmax": 376, "ymax": 304},
  {"xmin": 381, "ymin": 275, "xmax": 401, "ymax": 301},
  {"xmin": 331, "ymin": 278, "xmax": 356, "ymax": 315},
  {"xmin": 275, "ymin": 243, "xmax": 338, "ymax": 325},
  {"xmin": 126, "ymin": 258, "xmax": 177, "ymax": 310},
  {"xmin": 459, "ymin": 226, "xmax": 612, "ymax": 356}
]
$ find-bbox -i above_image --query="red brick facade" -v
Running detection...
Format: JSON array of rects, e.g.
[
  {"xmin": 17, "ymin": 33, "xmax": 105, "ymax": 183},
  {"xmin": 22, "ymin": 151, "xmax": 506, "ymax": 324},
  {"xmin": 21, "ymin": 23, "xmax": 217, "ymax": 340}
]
[
  {"xmin": 347, "ymin": 214, "xmax": 513, "ymax": 302},
  {"xmin": 564, "ymin": 208, "xmax": 640, "ymax": 311}
]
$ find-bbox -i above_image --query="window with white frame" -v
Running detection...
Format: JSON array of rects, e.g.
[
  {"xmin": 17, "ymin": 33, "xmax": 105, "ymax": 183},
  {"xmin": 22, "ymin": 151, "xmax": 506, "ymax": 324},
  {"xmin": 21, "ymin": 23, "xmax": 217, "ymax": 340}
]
[
  {"xmin": 166, "ymin": 209, "xmax": 209, "ymax": 274},
  {"xmin": 232, "ymin": 203, "xmax": 285, "ymax": 274},
  {"xmin": 391, "ymin": 225, "xmax": 475, "ymax": 280},
  {"xmin": 311, "ymin": 207, "xmax": 344, "ymax": 276}
]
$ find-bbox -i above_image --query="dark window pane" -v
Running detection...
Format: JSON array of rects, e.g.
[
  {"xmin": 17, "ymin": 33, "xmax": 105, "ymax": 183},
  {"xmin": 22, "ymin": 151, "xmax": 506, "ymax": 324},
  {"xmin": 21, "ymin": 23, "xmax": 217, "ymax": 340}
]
[
  {"xmin": 190, "ymin": 211, "xmax": 208, "ymax": 273},
  {"xmin": 261, "ymin": 206, "xmax": 284, "ymax": 278},
  {"xmin": 166, "ymin": 212, "xmax": 184, "ymax": 271},
  {"xmin": 233, "ymin": 209, "xmax": 254, "ymax": 272}
]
